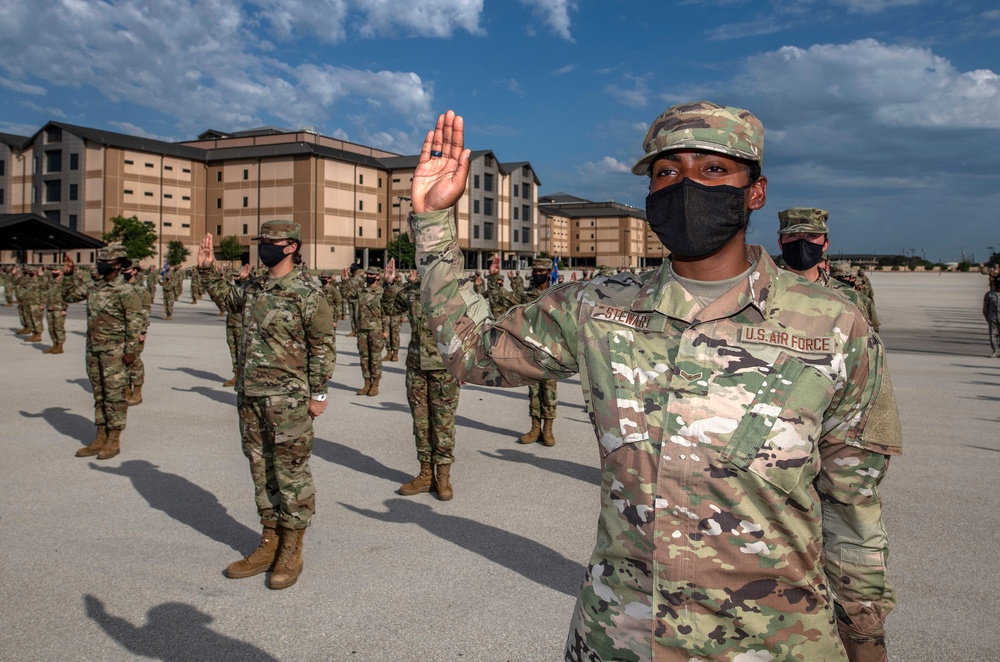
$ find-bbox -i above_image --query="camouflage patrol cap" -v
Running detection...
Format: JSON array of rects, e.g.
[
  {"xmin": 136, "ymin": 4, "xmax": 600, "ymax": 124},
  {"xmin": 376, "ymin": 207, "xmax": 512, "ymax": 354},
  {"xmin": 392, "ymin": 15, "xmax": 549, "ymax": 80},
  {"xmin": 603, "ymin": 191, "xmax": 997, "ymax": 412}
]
[
  {"xmin": 252, "ymin": 219, "xmax": 301, "ymax": 242},
  {"xmin": 98, "ymin": 244, "xmax": 132, "ymax": 267},
  {"xmin": 365, "ymin": 266, "xmax": 383, "ymax": 275},
  {"xmin": 632, "ymin": 101, "xmax": 764, "ymax": 176},
  {"xmin": 531, "ymin": 257, "xmax": 554, "ymax": 271},
  {"xmin": 777, "ymin": 208, "xmax": 829, "ymax": 235},
  {"xmin": 598, "ymin": 266, "xmax": 616, "ymax": 277},
  {"xmin": 829, "ymin": 261, "xmax": 853, "ymax": 276}
]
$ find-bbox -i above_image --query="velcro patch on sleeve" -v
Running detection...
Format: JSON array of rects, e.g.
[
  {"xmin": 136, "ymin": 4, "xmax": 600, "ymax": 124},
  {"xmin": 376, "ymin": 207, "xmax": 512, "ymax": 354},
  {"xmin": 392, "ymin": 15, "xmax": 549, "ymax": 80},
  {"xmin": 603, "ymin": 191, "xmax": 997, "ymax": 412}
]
[{"xmin": 740, "ymin": 325, "xmax": 834, "ymax": 354}]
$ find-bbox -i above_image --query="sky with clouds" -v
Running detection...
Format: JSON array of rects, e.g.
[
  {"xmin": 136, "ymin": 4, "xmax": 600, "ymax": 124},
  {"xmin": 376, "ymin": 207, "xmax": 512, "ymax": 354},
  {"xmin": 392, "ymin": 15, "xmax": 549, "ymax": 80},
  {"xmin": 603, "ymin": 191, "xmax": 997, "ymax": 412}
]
[{"xmin": 1, "ymin": 0, "xmax": 999, "ymax": 261}]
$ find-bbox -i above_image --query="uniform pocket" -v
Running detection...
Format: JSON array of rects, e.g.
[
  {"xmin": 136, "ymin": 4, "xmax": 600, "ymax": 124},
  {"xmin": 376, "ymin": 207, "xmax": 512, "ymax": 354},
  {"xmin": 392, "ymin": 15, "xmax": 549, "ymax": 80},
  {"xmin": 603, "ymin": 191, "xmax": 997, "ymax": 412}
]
[{"xmin": 599, "ymin": 329, "xmax": 651, "ymax": 456}]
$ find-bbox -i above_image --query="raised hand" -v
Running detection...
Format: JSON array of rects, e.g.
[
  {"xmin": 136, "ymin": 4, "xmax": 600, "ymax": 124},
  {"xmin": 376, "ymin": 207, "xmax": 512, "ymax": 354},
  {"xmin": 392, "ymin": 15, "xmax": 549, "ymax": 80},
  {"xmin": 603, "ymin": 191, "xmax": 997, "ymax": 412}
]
[
  {"xmin": 238, "ymin": 263, "xmax": 252, "ymax": 281},
  {"xmin": 489, "ymin": 255, "xmax": 500, "ymax": 276},
  {"xmin": 62, "ymin": 254, "xmax": 74, "ymax": 274},
  {"xmin": 198, "ymin": 233, "xmax": 215, "ymax": 269},
  {"xmin": 385, "ymin": 257, "xmax": 396, "ymax": 284},
  {"xmin": 570, "ymin": 272, "xmax": 578, "ymax": 281},
  {"xmin": 411, "ymin": 110, "xmax": 471, "ymax": 214}
]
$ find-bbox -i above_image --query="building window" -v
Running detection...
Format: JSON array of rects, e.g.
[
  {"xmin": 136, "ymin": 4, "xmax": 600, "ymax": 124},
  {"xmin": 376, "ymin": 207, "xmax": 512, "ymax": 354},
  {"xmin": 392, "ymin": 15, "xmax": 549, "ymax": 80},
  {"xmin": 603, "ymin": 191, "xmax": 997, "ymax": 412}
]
[
  {"xmin": 359, "ymin": 174, "xmax": 364, "ymax": 185},
  {"xmin": 242, "ymin": 224, "xmax": 248, "ymax": 234},
  {"xmin": 69, "ymin": 153, "xmax": 79, "ymax": 170},
  {"xmin": 513, "ymin": 208, "xmax": 519, "ymax": 220},
  {"xmin": 0, "ymin": 160, "xmax": 4, "ymax": 176},
  {"xmin": 359, "ymin": 200, "xmax": 364, "ymax": 211},
  {"xmin": 473, "ymin": 175, "xmax": 480, "ymax": 189},
  {"xmin": 242, "ymin": 196, "xmax": 248, "ymax": 207},
  {"xmin": 145, "ymin": 162, "xmax": 154, "ymax": 168},
  {"xmin": 164, "ymin": 193, "xmax": 173, "ymax": 199},
  {"xmin": 378, "ymin": 203, "xmax": 382, "ymax": 213},
  {"xmin": 45, "ymin": 210, "xmax": 61, "ymax": 222},
  {"xmin": 484, "ymin": 197, "xmax": 494, "ymax": 216},
  {"xmin": 32, "ymin": 186, "xmax": 37, "ymax": 203},
  {"xmin": 378, "ymin": 177, "xmax": 382, "ymax": 188},
  {"xmin": 69, "ymin": 214, "xmax": 77, "ymax": 230},
  {"xmin": 523, "ymin": 183, "xmax": 532, "ymax": 198},
  {"xmin": 163, "ymin": 222, "xmax": 172, "ymax": 227},
  {"xmin": 216, "ymin": 225, "xmax": 222, "ymax": 235},
  {"xmin": 182, "ymin": 195, "xmax": 190, "ymax": 201},
  {"xmin": 125, "ymin": 189, "xmax": 134, "ymax": 195},
  {"xmin": 473, "ymin": 225, "xmax": 480, "ymax": 239},
  {"xmin": 243, "ymin": 169, "xmax": 249, "ymax": 180},
  {"xmin": 378, "ymin": 228, "xmax": 382, "ymax": 238},
  {"xmin": 182, "ymin": 223, "xmax": 190, "ymax": 228},
  {"xmin": 124, "ymin": 159, "xmax": 134, "ymax": 165},
  {"xmin": 144, "ymin": 191, "xmax": 154, "ymax": 197},
  {"xmin": 46, "ymin": 150, "xmax": 62, "ymax": 172},
  {"xmin": 514, "ymin": 184, "xmax": 519, "ymax": 197},
  {"xmin": 183, "ymin": 167, "xmax": 191, "ymax": 173},
  {"xmin": 484, "ymin": 173, "xmax": 493, "ymax": 192},
  {"xmin": 358, "ymin": 227, "xmax": 363, "ymax": 237},
  {"xmin": 523, "ymin": 227, "xmax": 530, "ymax": 243},
  {"xmin": 45, "ymin": 127, "xmax": 62, "ymax": 143},
  {"xmin": 217, "ymin": 171, "xmax": 222, "ymax": 182},
  {"xmin": 69, "ymin": 184, "xmax": 78, "ymax": 201},
  {"xmin": 514, "ymin": 230, "xmax": 519, "ymax": 243},
  {"xmin": 393, "ymin": 178, "xmax": 400, "ymax": 183},
  {"xmin": 522, "ymin": 205, "xmax": 530, "ymax": 222},
  {"xmin": 164, "ymin": 165, "xmax": 173, "ymax": 171},
  {"xmin": 474, "ymin": 200, "xmax": 480, "ymax": 214},
  {"xmin": 45, "ymin": 180, "xmax": 61, "ymax": 202},
  {"xmin": 216, "ymin": 198, "xmax": 222, "ymax": 209},
  {"xmin": 484, "ymin": 222, "xmax": 493, "ymax": 241},
  {"xmin": 0, "ymin": 189, "xmax": 4, "ymax": 205}
]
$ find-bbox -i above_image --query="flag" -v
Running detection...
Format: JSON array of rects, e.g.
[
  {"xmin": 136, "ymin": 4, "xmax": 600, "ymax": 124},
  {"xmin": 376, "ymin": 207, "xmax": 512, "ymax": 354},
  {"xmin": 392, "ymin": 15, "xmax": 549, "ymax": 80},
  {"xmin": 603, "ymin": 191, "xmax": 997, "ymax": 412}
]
[{"xmin": 551, "ymin": 260, "xmax": 559, "ymax": 285}]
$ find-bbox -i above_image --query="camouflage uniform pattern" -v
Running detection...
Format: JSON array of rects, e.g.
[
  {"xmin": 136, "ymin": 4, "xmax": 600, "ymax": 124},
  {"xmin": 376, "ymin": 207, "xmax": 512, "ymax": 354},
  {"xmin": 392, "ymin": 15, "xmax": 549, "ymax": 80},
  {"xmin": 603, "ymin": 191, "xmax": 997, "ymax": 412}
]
[
  {"xmin": 984, "ymin": 282, "xmax": 1000, "ymax": 355},
  {"xmin": 20, "ymin": 269, "xmax": 45, "ymax": 335},
  {"xmin": 45, "ymin": 272, "xmax": 68, "ymax": 345},
  {"xmin": 412, "ymin": 208, "xmax": 902, "ymax": 661},
  {"xmin": 1, "ymin": 268, "xmax": 16, "ymax": 305},
  {"xmin": 126, "ymin": 279, "xmax": 152, "ymax": 389},
  {"xmin": 356, "ymin": 269, "xmax": 385, "ymax": 381},
  {"xmin": 189, "ymin": 268, "xmax": 203, "ymax": 302},
  {"xmin": 383, "ymin": 277, "xmax": 460, "ymax": 465},
  {"xmin": 829, "ymin": 262, "xmax": 880, "ymax": 332},
  {"xmin": 161, "ymin": 267, "xmax": 178, "ymax": 317},
  {"xmin": 62, "ymin": 271, "xmax": 144, "ymax": 431},
  {"xmin": 201, "ymin": 261, "xmax": 335, "ymax": 529}
]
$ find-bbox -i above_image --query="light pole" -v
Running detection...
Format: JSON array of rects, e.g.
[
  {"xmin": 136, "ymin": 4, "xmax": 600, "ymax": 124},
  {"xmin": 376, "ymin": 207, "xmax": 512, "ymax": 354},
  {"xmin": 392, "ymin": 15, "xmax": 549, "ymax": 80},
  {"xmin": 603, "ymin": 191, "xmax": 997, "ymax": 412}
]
[{"xmin": 396, "ymin": 196, "xmax": 410, "ymax": 266}]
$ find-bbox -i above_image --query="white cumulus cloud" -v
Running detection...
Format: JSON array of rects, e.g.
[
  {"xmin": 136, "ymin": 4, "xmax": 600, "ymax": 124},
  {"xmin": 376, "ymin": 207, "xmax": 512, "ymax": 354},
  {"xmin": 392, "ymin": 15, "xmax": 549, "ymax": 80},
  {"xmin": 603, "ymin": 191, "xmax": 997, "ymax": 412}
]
[{"xmin": 520, "ymin": 0, "xmax": 576, "ymax": 40}]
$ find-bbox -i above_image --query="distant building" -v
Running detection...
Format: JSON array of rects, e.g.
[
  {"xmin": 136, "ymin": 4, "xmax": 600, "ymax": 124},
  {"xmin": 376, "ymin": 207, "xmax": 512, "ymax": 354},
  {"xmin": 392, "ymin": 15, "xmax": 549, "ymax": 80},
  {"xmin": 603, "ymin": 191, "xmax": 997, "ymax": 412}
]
[{"xmin": 538, "ymin": 193, "xmax": 648, "ymax": 269}]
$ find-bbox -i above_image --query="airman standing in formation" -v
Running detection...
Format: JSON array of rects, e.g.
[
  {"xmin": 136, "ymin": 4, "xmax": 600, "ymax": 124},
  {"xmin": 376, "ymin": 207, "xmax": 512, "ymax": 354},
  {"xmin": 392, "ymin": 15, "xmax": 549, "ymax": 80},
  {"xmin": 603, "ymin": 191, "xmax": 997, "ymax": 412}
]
[
  {"xmin": 213, "ymin": 265, "xmax": 251, "ymax": 388},
  {"xmin": 319, "ymin": 272, "xmax": 342, "ymax": 332},
  {"xmin": 408, "ymin": 105, "xmax": 901, "ymax": 661},
  {"xmin": 383, "ymin": 259, "xmax": 461, "ymax": 500},
  {"xmin": 161, "ymin": 265, "xmax": 177, "ymax": 320},
  {"xmin": 122, "ymin": 265, "xmax": 152, "ymax": 406},
  {"xmin": 1, "ymin": 266, "xmax": 17, "ymax": 307},
  {"xmin": 62, "ymin": 244, "xmax": 144, "ymax": 460},
  {"xmin": 984, "ymin": 273, "xmax": 1000, "ymax": 357},
  {"xmin": 830, "ymin": 261, "xmax": 880, "ymax": 332},
  {"xmin": 18, "ymin": 265, "xmax": 46, "ymax": 343},
  {"xmin": 42, "ymin": 265, "xmax": 68, "ymax": 354},
  {"xmin": 199, "ymin": 220, "xmax": 335, "ymax": 590},
  {"xmin": 189, "ymin": 267, "xmax": 203, "ymax": 304},
  {"xmin": 355, "ymin": 266, "xmax": 387, "ymax": 396}
]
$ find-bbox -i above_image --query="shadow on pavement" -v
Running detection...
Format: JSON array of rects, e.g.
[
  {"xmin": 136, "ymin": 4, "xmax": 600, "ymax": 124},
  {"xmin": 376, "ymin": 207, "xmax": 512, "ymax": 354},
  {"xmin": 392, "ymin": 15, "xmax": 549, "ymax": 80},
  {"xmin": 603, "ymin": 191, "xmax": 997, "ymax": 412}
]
[
  {"xmin": 66, "ymin": 377, "xmax": 93, "ymax": 393},
  {"xmin": 460, "ymin": 382, "xmax": 581, "ymax": 410},
  {"xmin": 965, "ymin": 444, "xmax": 1000, "ymax": 453},
  {"xmin": 88, "ymin": 460, "xmax": 258, "ymax": 555},
  {"xmin": 171, "ymin": 385, "xmax": 237, "ymax": 407},
  {"xmin": 479, "ymin": 448, "xmax": 601, "ymax": 484},
  {"xmin": 353, "ymin": 400, "xmax": 522, "ymax": 438},
  {"xmin": 160, "ymin": 366, "xmax": 228, "ymax": 383},
  {"xmin": 341, "ymin": 498, "xmax": 584, "ymax": 597},
  {"xmin": 83, "ymin": 594, "xmax": 278, "ymax": 661},
  {"xmin": 312, "ymin": 437, "xmax": 412, "ymax": 485},
  {"xmin": 19, "ymin": 407, "xmax": 93, "ymax": 445}
]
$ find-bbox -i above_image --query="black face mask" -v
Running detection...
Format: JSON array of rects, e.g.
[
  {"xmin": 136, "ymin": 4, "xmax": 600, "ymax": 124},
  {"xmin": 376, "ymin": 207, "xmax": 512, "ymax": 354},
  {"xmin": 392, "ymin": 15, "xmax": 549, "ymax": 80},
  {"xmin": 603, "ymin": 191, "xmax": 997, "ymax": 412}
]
[
  {"xmin": 96, "ymin": 262, "xmax": 117, "ymax": 276},
  {"xmin": 365, "ymin": 276, "xmax": 378, "ymax": 286},
  {"xmin": 645, "ymin": 178, "xmax": 750, "ymax": 259},
  {"xmin": 258, "ymin": 243, "xmax": 288, "ymax": 267},
  {"xmin": 780, "ymin": 239, "xmax": 825, "ymax": 271},
  {"xmin": 532, "ymin": 273, "xmax": 549, "ymax": 287}
]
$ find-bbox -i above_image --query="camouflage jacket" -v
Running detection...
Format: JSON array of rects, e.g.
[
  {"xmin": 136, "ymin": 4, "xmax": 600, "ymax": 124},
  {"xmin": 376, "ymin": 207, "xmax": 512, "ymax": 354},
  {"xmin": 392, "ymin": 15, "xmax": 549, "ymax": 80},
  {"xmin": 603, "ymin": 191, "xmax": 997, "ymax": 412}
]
[
  {"xmin": 128, "ymin": 282, "xmax": 152, "ymax": 333},
  {"xmin": 19, "ymin": 275, "xmax": 44, "ymax": 305},
  {"xmin": 201, "ymin": 266, "xmax": 335, "ymax": 398},
  {"xmin": 322, "ymin": 282, "xmax": 342, "ymax": 312},
  {"xmin": 383, "ymin": 279, "xmax": 446, "ymax": 371},
  {"xmin": 356, "ymin": 282, "xmax": 384, "ymax": 332},
  {"xmin": 412, "ymin": 209, "xmax": 902, "ymax": 662},
  {"xmin": 775, "ymin": 260, "xmax": 881, "ymax": 333},
  {"xmin": 62, "ymin": 274, "xmax": 144, "ymax": 355},
  {"xmin": 46, "ymin": 276, "xmax": 68, "ymax": 311},
  {"xmin": 344, "ymin": 273, "xmax": 365, "ymax": 301},
  {"xmin": 984, "ymin": 290, "xmax": 1000, "ymax": 322}
]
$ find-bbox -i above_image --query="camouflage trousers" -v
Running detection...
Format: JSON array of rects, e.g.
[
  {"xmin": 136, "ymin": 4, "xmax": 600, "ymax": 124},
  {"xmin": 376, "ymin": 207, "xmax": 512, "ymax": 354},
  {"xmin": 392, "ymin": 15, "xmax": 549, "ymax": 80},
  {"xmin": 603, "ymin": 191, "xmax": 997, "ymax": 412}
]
[
  {"xmin": 226, "ymin": 323, "xmax": 241, "ymax": 374},
  {"xmin": 356, "ymin": 330, "xmax": 384, "ymax": 380},
  {"xmin": 237, "ymin": 393, "xmax": 315, "ymax": 530},
  {"xmin": 26, "ymin": 303, "xmax": 44, "ymax": 334},
  {"xmin": 340, "ymin": 298, "xmax": 347, "ymax": 320},
  {"xmin": 127, "ymin": 340, "xmax": 146, "ymax": 388},
  {"xmin": 46, "ymin": 309, "xmax": 66, "ymax": 344},
  {"xmin": 529, "ymin": 379, "xmax": 558, "ymax": 420},
  {"xmin": 86, "ymin": 351, "xmax": 129, "ymax": 430},
  {"xmin": 387, "ymin": 315, "xmax": 401, "ymax": 353},
  {"xmin": 17, "ymin": 300, "xmax": 27, "ymax": 328},
  {"xmin": 3, "ymin": 286, "xmax": 14, "ymax": 304},
  {"xmin": 163, "ymin": 292, "xmax": 175, "ymax": 317},
  {"xmin": 989, "ymin": 321, "xmax": 999, "ymax": 354},
  {"xmin": 349, "ymin": 300, "xmax": 360, "ymax": 333},
  {"xmin": 405, "ymin": 366, "xmax": 460, "ymax": 465}
]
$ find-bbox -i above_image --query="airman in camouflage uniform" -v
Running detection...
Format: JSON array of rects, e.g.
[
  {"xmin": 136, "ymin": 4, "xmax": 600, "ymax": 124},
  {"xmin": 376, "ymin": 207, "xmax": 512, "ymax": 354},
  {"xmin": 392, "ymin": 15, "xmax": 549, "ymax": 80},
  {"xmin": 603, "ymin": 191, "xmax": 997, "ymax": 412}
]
[
  {"xmin": 18, "ymin": 265, "xmax": 46, "ymax": 342},
  {"xmin": 13, "ymin": 266, "xmax": 30, "ymax": 333},
  {"xmin": 189, "ymin": 267, "xmax": 203, "ymax": 303},
  {"xmin": 830, "ymin": 261, "xmax": 880, "ymax": 332},
  {"xmin": 62, "ymin": 245, "xmax": 144, "ymax": 460},
  {"xmin": 383, "ymin": 261, "xmax": 461, "ymax": 500},
  {"xmin": 42, "ymin": 266, "xmax": 68, "ymax": 354},
  {"xmin": 161, "ymin": 266, "xmax": 178, "ymax": 319},
  {"xmin": 355, "ymin": 266, "xmax": 387, "ymax": 396},
  {"xmin": 343, "ymin": 263, "xmax": 362, "ymax": 336},
  {"xmin": 488, "ymin": 255, "xmax": 559, "ymax": 446},
  {"xmin": 776, "ymin": 208, "xmax": 880, "ymax": 332},
  {"xmin": 1, "ymin": 266, "xmax": 16, "ymax": 306},
  {"xmin": 319, "ymin": 273, "xmax": 342, "ymax": 330},
  {"xmin": 122, "ymin": 266, "xmax": 152, "ymax": 405},
  {"xmin": 200, "ymin": 220, "xmax": 335, "ymax": 590},
  {"xmin": 384, "ymin": 305, "xmax": 403, "ymax": 362},
  {"xmin": 410, "ymin": 106, "xmax": 902, "ymax": 661},
  {"xmin": 983, "ymin": 274, "xmax": 1000, "ymax": 357},
  {"xmin": 213, "ymin": 265, "xmax": 252, "ymax": 388}
]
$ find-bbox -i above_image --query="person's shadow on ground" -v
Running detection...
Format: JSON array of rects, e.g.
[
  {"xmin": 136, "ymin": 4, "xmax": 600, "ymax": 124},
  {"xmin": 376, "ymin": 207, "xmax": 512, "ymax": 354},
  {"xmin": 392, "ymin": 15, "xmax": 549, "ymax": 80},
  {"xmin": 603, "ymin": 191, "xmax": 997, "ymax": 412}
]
[
  {"xmin": 19, "ymin": 406, "xmax": 93, "ymax": 445},
  {"xmin": 83, "ymin": 594, "xmax": 278, "ymax": 661},
  {"xmin": 88, "ymin": 460, "xmax": 258, "ymax": 555}
]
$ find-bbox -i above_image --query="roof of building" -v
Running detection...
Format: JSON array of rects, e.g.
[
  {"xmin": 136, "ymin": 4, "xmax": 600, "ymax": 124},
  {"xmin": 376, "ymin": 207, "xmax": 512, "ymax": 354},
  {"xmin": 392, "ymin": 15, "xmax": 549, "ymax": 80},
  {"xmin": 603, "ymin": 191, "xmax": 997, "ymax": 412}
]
[
  {"xmin": 0, "ymin": 213, "xmax": 105, "ymax": 251},
  {"xmin": 204, "ymin": 141, "xmax": 387, "ymax": 169},
  {"xmin": 539, "ymin": 194, "xmax": 646, "ymax": 220},
  {"xmin": 0, "ymin": 132, "xmax": 31, "ymax": 150},
  {"xmin": 500, "ymin": 161, "xmax": 542, "ymax": 185},
  {"xmin": 45, "ymin": 122, "xmax": 207, "ymax": 159},
  {"xmin": 539, "ymin": 192, "xmax": 590, "ymax": 204}
]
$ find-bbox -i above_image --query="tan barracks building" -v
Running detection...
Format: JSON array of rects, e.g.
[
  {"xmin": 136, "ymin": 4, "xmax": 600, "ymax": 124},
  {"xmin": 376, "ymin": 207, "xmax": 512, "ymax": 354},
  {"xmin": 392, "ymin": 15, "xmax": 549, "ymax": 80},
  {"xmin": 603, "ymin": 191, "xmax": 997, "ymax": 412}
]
[{"xmin": 0, "ymin": 122, "xmax": 542, "ymax": 270}]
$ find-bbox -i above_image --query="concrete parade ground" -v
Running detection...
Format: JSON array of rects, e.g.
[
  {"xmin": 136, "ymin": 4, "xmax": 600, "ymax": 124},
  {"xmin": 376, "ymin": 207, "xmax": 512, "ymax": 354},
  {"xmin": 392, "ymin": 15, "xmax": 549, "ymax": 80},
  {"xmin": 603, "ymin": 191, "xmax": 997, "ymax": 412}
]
[{"xmin": 0, "ymin": 271, "xmax": 997, "ymax": 661}]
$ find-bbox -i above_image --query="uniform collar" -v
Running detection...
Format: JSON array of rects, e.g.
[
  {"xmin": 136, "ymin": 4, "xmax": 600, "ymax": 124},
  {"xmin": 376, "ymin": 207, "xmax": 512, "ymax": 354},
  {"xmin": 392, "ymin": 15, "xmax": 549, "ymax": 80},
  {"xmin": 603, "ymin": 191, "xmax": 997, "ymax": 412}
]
[
  {"xmin": 631, "ymin": 245, "xmax": 775, "ymax": 324},
  {"xmin": 261, "ymin": 268, "xmax": 298, "ymax": 291}
]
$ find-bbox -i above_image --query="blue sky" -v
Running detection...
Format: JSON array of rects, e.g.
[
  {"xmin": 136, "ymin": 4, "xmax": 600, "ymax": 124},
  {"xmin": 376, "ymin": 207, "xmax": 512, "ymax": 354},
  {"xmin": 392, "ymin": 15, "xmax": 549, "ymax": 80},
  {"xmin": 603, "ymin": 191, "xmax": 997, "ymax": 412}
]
[{"xmin": 2, "ymin": 0, "xmax": 999, "ymax": 262}]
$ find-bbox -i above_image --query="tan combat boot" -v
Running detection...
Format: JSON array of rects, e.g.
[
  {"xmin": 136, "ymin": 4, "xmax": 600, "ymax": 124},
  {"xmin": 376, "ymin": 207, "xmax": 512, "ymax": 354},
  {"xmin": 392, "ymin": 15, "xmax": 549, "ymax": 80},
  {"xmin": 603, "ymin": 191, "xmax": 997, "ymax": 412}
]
[
  {"xmin": 222, "ymin": 376, "xmax": 237, "ymax": 387},
  {"xmin": 42, "ymin": 344, "xmax": 56, "ymax": 354},
  {"xmin": 356, "ymin": 378, "xmax": 371, "ymax": 396},
  {"xmin": 225, "ymin": 526, "xmax": 280, "ymax": 578},
  {"xmin": 367, "ymin": 378, "xmax": 379, "ymax": 396},
  {"xmin": 435, "ymin": 464, "xmax": 453, "ymax": 501},
  {"xmin": 518, "ymin": 417, "xmax": 541, "ymax": 444},
  {"xmin": 268, "ymin": 528, "xmax": 305, "ymax": 590},
  {"xmin": 398, "ymin": 462, "xmax": 434, "ymax": 496},
  {"xmin": 164, "ymin": 315, "xmax": 172, "ymax": 320},
  {"xmin": 76, "ymin": 426, "xmax": 107, "ymax": 457},
  {"xmin": 97, "ymin": 429, "xmax": 121, "ymax": 460},
  {"xmin": 51, "ymin": 344, "xmax": 63, "ymax": 354},
  {"xmin": 391, "ymin": 350, "xmax": 399, "ymax": 362},
  {"xmin": 346, "ymin": 330, "xmax": 356, "ymax": 337},
  {"xmin": 15, "ymin": 327, "xmax": 29, "ymax": 334},
  {"xmin": 541, "ymin": 419, "xmax": 556, "ymax": 447},
  {"xmin": 127, "ymin": 385, "xmax": 143, "ymax": 406},
  {"xmin": 24, "ymin": 332, "xmax": 42, "ymax": 342}
]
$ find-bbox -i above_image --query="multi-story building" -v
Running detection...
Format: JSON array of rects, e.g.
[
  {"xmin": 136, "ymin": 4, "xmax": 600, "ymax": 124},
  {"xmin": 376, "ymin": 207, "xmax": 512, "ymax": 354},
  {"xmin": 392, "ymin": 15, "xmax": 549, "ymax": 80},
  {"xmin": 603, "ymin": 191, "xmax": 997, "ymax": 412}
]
[
  {"xmin": 0, "ymin": 122, "xmax": 541, "ymax": 271},
  {"xmin": 538, "ymin": 193, "xmax": 649, "ymax": 269}
]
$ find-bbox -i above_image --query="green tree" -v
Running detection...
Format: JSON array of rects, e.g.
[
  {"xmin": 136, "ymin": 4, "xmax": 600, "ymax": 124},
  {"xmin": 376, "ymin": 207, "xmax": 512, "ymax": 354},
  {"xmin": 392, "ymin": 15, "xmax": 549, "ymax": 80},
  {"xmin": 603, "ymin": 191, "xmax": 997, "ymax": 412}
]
[
  {"xmin": 385, "ymin": 233, "xmax": 415, "ymax": 269},
  {"xmin": 166, "ymin": 240, "xmax": 190, "ymax": 267},
  {"xmin": 957, "ymin": 261, "xmax": 972, "ymax": 272},
  {"xmin": 102, "ymin": 215, "xmax": 157, "ymax": 262},
  {"xmin": 217, "ymin": 235, "xmax": 244, "ymax": 267}
]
